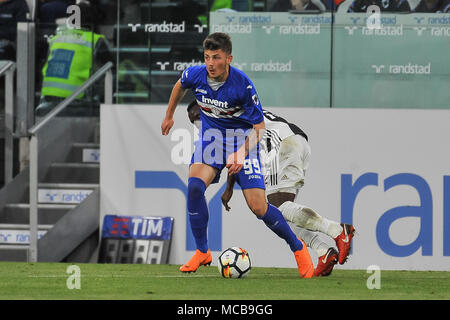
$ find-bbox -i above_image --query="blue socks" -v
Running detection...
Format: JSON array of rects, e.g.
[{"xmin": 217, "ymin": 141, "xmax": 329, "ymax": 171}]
[
  {"xmin": 187, "ymin": 177, "xmax": 209, "ymax": 253},
  {"xmin": 261, "ymin": 203, "xmax": 303, "ymax": 252}
]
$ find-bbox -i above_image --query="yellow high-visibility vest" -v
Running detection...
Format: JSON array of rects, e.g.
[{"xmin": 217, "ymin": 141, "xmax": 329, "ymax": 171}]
[{"xmin": 41, "ymin": 28, "xmax": 104, "ymax": 98}]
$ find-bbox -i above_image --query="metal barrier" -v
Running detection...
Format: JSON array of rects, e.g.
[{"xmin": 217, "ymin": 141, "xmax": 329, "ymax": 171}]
[
  {"xmin": 27, "ymin": 61, "xmax": 113, "ymax": 262},
  {"xmin": 0, "ymin": 61, "xmax": 16, "ymax": 185}
]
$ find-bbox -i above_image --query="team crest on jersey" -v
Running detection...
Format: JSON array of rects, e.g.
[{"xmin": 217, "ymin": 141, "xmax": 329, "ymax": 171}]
[{"xmin": 211, "ymin": 108, "xmax": 222, "ymax": 116}]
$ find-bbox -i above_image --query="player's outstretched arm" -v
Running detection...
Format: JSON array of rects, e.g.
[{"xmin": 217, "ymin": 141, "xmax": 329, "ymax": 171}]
[{"xmin": 161, "ymin": 79, "xmax": 187, "ymax": 136}]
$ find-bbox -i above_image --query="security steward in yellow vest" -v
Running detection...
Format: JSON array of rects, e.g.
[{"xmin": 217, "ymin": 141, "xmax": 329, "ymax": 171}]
[
  {"xmin": 41, "ymin": 28, "xmax": 104, "ymax": 99},
  {"xmin": 36, "ymin": 1, "xmax": 112, "ymax": 117}
]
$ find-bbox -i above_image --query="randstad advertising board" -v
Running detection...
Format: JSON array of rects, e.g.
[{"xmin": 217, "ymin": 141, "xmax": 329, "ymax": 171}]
[
  {"xmin": 211, "ymin": 12, "xmax": 332, "ymax": 109},
  {"xmin": 210, "ymin": 12, "xmax": 450, "ymax": 109},
  {"xmin": 332, "ymin": 13, "xmax": 450, "ymax": 109},
  {"xmin": 100, "ymin": 104, "xmax": 450, "ymax": 271}
]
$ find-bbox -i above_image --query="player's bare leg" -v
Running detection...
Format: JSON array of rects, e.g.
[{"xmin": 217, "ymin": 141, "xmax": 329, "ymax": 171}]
[
  {"xmin": 267, "ymin": 192, "xmax": 295, "ymax": 208},
  {"xmin": 189, "ymin": 163, "xmax": 218, "ymax": 186}
]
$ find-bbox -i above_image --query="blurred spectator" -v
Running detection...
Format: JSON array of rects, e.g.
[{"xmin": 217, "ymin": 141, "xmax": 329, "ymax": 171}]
[
  {"xmin": 413, "ymin": 0, "xmax": 450, "ymax": 12},
  {"xmin": 270, "ymin": 0, "xmax": 330, "ymax": 11},
  {"xmin": 347, "ymin": 0, "xmax": 411, "ymax": 11},
  {"xmin": 38, "ymin": 0, "xmax": 75, "ymax": 24},
  {"xmin": 0, "ymin": 0, "xmax": 29, "ymax": 61},
  {"xmin": 36, "ymin": 0, "xmax": 113, "ymax": 117}
]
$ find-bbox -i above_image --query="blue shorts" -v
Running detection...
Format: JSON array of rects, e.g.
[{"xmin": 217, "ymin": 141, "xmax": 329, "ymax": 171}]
[{"xmin": 190, "ymin": 138, "xmax": 265, "ymax": 190}]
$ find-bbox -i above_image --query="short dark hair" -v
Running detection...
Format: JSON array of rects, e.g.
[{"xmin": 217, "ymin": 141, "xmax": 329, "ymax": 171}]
[{"xmin": 203, "ymin": 32, "xmax": 232, "ymax": 55}]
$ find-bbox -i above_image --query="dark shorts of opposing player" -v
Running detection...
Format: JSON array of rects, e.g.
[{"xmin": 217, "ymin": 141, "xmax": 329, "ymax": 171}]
[{"xmin": 190, "ymin": 138, "xmax": 265, "ymax": 190}]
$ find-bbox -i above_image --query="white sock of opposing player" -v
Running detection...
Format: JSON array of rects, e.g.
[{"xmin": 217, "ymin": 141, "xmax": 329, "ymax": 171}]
[
  {"xmin": 279, "ymin": 201, "xmax": 342, "ymax": 239},
  {"xmin": 288, "ymin": 222, "xmax": 329, "ymax": 257}
]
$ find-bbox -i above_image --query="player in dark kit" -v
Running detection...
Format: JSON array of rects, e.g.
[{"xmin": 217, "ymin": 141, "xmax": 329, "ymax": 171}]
[{"xmin": 161, "ymin": 32, "xmax": 314, "ymax": 278}]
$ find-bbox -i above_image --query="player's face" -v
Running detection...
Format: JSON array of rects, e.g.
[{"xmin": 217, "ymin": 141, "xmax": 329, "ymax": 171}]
[{"xmin": 204, "ymin": 49, "xmax": 233, "ymax": 82}]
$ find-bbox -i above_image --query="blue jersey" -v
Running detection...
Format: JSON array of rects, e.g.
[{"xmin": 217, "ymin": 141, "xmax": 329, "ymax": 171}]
[
  {"xmin": 182, "ymin": 64, "xmax": 265, "ymax": 190},
  {"xmin": 180, "ymin": 65, "xmax": 264, "ymax": 132}
]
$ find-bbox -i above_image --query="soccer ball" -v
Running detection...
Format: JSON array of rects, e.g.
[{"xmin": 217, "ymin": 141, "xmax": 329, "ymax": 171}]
[{"xmin": 217, "ymin": 247, "xmax": 251, "ymax": 278}]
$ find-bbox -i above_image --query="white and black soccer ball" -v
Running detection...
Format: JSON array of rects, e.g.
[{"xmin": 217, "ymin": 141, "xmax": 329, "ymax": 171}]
[{"xmin": 217, "ymin": 247, "xmax": 251, "ymax": 278}]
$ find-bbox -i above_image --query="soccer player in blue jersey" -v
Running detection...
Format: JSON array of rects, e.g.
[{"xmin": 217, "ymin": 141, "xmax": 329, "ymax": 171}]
[
  {"xmin": 188, "ymin": 101, "xmax": 355, "ymax": 277},
  {"xmin": 161, "ymin": 32, "xmax": 314, "ymax": 278}
]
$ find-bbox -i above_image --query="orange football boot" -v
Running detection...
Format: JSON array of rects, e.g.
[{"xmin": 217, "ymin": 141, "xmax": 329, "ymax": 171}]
[
  {"xmin": 179, "ymin": 249, "xmax": 212, "ymax": 273},
  {"xmin": 294, "ymin": 239, "xmax": 314, "ymax": 278}
]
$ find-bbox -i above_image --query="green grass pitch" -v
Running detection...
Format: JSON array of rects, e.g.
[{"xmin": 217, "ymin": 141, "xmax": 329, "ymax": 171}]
[{"xmin": 0, "ymin": 261, "xmax": 449, "ymax": 300}]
